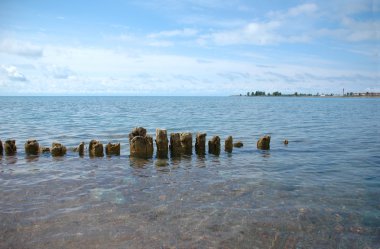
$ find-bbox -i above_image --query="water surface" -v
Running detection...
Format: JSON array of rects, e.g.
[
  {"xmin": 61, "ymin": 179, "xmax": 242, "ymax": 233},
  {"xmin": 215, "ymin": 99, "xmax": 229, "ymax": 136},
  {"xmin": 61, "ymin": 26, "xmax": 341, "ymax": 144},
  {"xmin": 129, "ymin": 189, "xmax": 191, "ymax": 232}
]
[{"xmin": 1, "ymin": 96, "xmax": 379, "ymax": 248}]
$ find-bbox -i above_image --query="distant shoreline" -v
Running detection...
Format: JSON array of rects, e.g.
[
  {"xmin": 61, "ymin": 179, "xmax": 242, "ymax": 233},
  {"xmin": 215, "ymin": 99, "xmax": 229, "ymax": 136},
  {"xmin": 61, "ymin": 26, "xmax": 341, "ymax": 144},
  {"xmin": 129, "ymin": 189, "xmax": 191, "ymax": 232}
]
[{"xmin": 231, "ymin": 95, "xmax": 380, "ymax": 98}]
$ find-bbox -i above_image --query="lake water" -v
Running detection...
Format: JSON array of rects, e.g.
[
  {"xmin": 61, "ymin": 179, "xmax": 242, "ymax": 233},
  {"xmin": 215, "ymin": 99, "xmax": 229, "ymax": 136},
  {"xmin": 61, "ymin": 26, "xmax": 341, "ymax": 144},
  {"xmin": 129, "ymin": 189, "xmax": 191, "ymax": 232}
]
[{"xmin": 0, "ymin": 96, "xmax": 379, "ymax": 248}]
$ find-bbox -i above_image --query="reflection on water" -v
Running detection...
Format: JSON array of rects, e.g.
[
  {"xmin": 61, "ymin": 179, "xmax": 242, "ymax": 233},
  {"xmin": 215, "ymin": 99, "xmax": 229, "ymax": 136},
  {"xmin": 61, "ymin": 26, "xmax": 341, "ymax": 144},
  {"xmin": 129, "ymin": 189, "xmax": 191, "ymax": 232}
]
[{"xmin": 0, "ymin": 97, "xmax": 379, "ymax": 248}]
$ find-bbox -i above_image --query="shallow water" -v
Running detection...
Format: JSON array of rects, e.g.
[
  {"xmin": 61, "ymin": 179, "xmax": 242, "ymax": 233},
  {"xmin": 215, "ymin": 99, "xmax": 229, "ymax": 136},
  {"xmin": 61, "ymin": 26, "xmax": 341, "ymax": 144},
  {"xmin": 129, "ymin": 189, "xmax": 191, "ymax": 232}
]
[{"xmin": 1, "ymin": 96, "xmax": 379, "ymax": 248}]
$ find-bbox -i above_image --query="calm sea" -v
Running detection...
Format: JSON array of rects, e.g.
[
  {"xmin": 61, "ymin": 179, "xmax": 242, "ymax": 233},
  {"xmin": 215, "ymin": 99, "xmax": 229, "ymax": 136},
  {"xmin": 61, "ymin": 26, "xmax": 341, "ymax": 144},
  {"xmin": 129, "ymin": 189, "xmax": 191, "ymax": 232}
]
[{"xmin": 0, "ymin": 96, "xmax": 379, "ymax": 248}]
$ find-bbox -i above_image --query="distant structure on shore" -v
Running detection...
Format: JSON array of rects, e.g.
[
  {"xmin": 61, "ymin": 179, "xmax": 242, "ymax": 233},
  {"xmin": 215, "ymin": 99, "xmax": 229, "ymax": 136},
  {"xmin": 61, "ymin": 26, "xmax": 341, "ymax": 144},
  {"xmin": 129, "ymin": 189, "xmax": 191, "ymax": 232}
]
[
  {"xmin": 238, "ymin": 91, "xmax": 380, "ymax": 97},
  {"xmin": 350, "ymin": 92, "xmax": 380, "ymax": 97}
]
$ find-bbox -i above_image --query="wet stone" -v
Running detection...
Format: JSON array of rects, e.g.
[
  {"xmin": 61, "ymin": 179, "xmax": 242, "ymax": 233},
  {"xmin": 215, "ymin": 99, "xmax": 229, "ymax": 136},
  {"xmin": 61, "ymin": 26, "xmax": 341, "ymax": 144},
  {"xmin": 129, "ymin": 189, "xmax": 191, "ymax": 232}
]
[
  {"xmin": 257, "ymin": 135, "xmax": 271, "ymax": 150},
  {"xmin": 89, "ymin": 140, "xmax": 104, "ymax": 157},
  {"xmin": 155, "ymin": 129, "xmax": 168, "ymax": 159},
  {"xmin": 225, "ymin": 136, "xmax": 233, "ymax": 153},
  {"xmin": 208, "ymin": 136, "xmax": 221, "ymax": 155},
  {"xmin": 180, "ymin": 132, "xmax": 193, "ymax": 155},
  {"xmin": 51, "ymin": 142, "xmax": 66, "ymax": 157},
  {"xmin": 106, "ymin": 142, "xmax": 120, "ymax": 156},
  {"xmin": 195, "ymin": 132, "xmax": 207, "ymax": 155},
  {"xmin": 24, "ymin": 139, "xmax": 40, "ymax": 155},
  {"xmin": 169, "ymin": 133, "xmax": 181, "ymax": 157},
  {"xmin": 233, "ymin": 141, "xmax": 244, "ymax": 148},
  {"xmin": 4, "ymin": 140, "xmax": 17, "ymax": 156}
]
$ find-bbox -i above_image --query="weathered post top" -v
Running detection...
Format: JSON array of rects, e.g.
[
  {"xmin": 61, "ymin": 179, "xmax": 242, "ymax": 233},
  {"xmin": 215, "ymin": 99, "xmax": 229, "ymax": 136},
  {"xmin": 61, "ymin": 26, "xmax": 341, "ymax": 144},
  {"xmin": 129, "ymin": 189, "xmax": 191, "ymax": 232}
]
[
  {"xmin": 195, "ymin": 132, "xmax": 207, "ymax": 155},
  {"xmin": 208, "ymin": 136, "xmax": 221, "ymax": 155},
  {"xmin": 155, "ymin": 128, "xmax": 168, "ymax": 159},
  {"xmin": 129, "ymin": 127, "xmax": 153, "ymax": 159},
  {"xmin": 257, "ymin": 135, "xmax": 271, "ymax": 150}
]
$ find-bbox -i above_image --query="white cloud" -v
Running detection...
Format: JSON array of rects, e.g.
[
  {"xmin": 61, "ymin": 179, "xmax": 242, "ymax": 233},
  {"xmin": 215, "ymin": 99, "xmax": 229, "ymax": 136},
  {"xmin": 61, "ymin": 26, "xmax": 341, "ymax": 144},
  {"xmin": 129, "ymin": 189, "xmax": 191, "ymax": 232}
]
[
  {"xmin": 316, "ymin": 18, "xmax": 380, "ymax": 42},
  {"xmin": 0, "ymin": 43, "xmax": 376, "ymax": 95},
  {"xmin": 146, "ymin": 40, "xmax": 174, "ymax": 47},
  {"xmin": 205, "ymin": 19, "xmax": 312, "ymax": 46},
  {"xmin": 105, "ymin": 33, "xmax": 137, "ymax": 42},
  {"xmin": 200, "ymin": 3, "xmax": 319, "ymax": 46},
  {"xmin": 199, "ymin": 2, "xmax": 380, "ymax": 46},
  {"xmin": 148, "ymin": 28, "xmax": 198, "ymax": 38},
  {"xmin": 1, "ymin": 65, "xmax": 27, "ymax": 81},
  {"xmin": 268, "ymin": 3, "xmax": 318, "ymax": 19},
  {"xmin": 286, "ymin": 3, "xmax": 318, "ymax": 17},
  {"xmin": 46, "ymin": 65, "xmax": 76, "ymax": 79},
  {"xmin": 342, "ymin": 18, "xmax": 380, "ymax": 42},
  {"xmin": 0, "ymin": 39, "xmax": 43, "ymax": 58},
  {"xmin": 208, "ymin": 21, "xmax": 279, "ymax": 45}
]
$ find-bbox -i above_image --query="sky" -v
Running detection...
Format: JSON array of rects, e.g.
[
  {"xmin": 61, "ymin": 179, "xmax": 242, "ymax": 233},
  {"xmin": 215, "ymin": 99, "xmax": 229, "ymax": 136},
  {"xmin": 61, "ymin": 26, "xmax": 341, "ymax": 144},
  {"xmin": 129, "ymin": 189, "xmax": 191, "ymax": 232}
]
[{"xmin": 0, "ymin": 0, "xmax": 379, "ymax": 96}]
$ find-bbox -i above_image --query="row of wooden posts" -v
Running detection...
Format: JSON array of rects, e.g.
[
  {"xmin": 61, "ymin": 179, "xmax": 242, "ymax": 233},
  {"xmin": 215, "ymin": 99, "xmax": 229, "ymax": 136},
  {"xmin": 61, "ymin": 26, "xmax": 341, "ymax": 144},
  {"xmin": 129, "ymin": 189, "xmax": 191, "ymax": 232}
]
[{"xmin": 0, "ymin": 127, "xmax": 273, "ymax": 159}]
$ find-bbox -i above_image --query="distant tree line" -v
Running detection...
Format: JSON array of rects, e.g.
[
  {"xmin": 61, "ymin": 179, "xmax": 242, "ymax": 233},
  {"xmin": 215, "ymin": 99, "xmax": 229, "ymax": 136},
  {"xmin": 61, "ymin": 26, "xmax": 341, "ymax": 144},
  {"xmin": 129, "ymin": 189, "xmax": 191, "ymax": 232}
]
[
  {"xmin": 244, "ymin": 91, "xmax": 313, "ymax": 97},
  {"xmin": 238, "ymin": 90, "xmax": 379, "ymax": 97},
  {"xmin": 247, "ymin": 91, "xmax": 267, "ymax": 96}
]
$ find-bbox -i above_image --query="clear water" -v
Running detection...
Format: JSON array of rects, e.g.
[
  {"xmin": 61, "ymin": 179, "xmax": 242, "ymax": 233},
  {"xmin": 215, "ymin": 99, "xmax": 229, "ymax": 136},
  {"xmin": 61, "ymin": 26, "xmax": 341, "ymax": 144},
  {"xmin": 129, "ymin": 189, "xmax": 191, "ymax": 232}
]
[{"xmin": 0, "ymin": 96, "xmax": 379, "ymax": 248}]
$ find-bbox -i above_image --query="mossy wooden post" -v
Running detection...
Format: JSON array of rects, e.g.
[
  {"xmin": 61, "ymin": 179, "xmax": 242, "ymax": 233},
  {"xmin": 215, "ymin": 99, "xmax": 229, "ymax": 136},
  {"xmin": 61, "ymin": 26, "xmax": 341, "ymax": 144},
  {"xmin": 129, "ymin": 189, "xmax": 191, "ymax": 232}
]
[
  {"xmin": 208, "ymin": 136, "xmax": 221, "ymax": 155},
  {"xmin": 225, "ymin": 136, "xmax": 233, "ymax": 153},
  {"xmin": 39, "ymin": 147, "xmax": 50, "ymax": 153},
  {"xmin": 180, "ymin": 132, "xmax": 192, "ymax": 155},
  {"xmin": 25, "ymin": 139, "xmax": 40, "ymax": 155},
  {"xmin": 155, "ymin": 128, "xmax": 168, "ymax": 159},
  {"xmin": 130, "ymin": 136, "xmax": 153, "ymax": 159},
  {"xmin": 51, "ymin": 142, "xmax": 66, "ymax": 157},
  {"xmin": 4, "ymin": 140, "xmax": 17, "ymax": 156},
  {"xmin": 128, "ymin": 127, "xmax": 147, "ymax": 139},
  {"xmin": 257, "ymin": 135, "xmax": 271, "ymax": 150},
  {"xmin": 77, "ymin": 142, "xmax": 85, "ymax": 156},
  {"xmin": 106, "ymin": 142, "xmax": 120, "ymax": 156},
  {"xmin": 233, "ymin": 141, "xmax": 243, "ymax": 148},
  {"xmin": 195, "ymin": 132, "xmax": 206, "ymax": 155},
  {"xmin": 129, "ymin": 127, "xmax": 153, "ymax": 159},
  {"xmin": 89, "ymin": 140, "xmax": 104, "ymax": 157},
  {"xmin": 169, "ymin": 133, "xmax": 181, "ymax": 157}
]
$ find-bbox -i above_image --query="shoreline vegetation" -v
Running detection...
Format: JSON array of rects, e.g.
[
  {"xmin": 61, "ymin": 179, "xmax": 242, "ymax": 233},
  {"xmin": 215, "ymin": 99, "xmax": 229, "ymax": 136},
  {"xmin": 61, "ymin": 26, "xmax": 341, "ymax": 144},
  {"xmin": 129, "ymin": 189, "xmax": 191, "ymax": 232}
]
[{"xmin": 233, "ymin": 91, "xmax": 380, "ymax": 98}]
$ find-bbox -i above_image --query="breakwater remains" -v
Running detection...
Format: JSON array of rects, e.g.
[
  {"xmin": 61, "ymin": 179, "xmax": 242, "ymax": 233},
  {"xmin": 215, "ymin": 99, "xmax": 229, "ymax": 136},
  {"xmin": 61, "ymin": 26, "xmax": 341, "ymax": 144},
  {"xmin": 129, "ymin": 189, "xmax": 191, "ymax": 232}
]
[{"xmin": 0, "ymin": 127, "xmax": 287, "ymax": 159}]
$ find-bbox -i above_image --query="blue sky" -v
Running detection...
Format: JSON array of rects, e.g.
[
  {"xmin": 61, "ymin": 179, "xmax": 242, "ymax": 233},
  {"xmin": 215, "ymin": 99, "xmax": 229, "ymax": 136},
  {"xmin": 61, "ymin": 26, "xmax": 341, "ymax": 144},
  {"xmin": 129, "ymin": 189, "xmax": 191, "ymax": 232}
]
[{"xmin": 0, "ymin": 0, "xmax": 379, "ymax": 95}]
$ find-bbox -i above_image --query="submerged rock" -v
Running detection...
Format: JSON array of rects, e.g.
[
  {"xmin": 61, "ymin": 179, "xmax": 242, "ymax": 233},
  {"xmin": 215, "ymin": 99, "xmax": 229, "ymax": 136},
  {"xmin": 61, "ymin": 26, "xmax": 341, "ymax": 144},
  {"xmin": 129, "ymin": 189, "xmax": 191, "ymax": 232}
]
[
  {"xmin": 25, "ymin": 139, "xmax": 40, "ymax": 155},
  {"xmin": 89, "ymin": 140, "xmax": 104, "ymax": 157},
  {"xmin": 284, "ymin": 139, "xmax": 289, "ymax": 145},
  {"xmin": 155, "ymin": 128, "xmax": 168, "ymax": 159},
  {"xmin": 195, "ymin": 132, "xmax": 207, "ymax": 155},
  {"xmin": 51, "ymin": 142, "xmax": 66, "ymax": 157},
  {"xmin": 233, "ymin": 141, "xmax": 243, "ymax": 148},
  {"xmin": 4, "ymin": 140, "xmax": 17, "ymax": 155},
  {"xmin": 180, "ymin": 132, "xmax": 193, "ymax": 155},
  {"xmin": 169, "ymin": 133, "xmax": 181, "ymax": 157},
  {"xmin": 0, "ymin": 140, "xmax": 3, "ymax": 155},
  {"xmin": 225, "ymin": 136, "xmax": 233, "ymax": 153},
  {"xmin": 129, "ymin": 127, "xmax": 153, "ymax": 159},
  {"xmin": 208, "ymin": 136, "xmax": 221, "ymax": 155},
  {"xmin": 106, "ymin": 142, "xmax": 120, "ymax": 156},
  {"xmin": 257, "ymin": 135, "xmax": 271, "ymax": 150}
]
